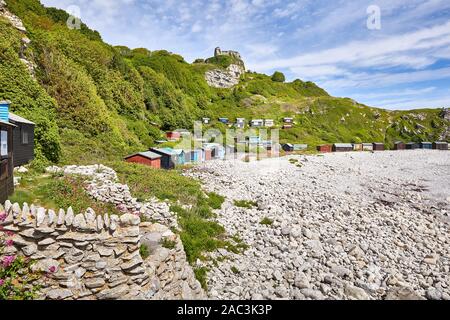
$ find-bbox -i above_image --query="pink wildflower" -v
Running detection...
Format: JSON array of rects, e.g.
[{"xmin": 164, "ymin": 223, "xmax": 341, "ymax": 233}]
[
  {"xmin": 2, "ymin": 255, "xmax": 16, "ymax": 268},
  {"xmin": 5, "ymin": 239, "xmax": 14, "ymax": 246},
  {"xmin": 5, "ymin": 231, "xmax": 14, "ymax": 237},
  {"xmin": 0, "ymin": 279, "xmax": 4, "ymax": 286},
  {"xmin": 48, "ymin": 266, "xmax": 56, "ymax": 273},
  {"xmin": 0, "ymin": 213, "xmax": 6, "ymax": 222}
]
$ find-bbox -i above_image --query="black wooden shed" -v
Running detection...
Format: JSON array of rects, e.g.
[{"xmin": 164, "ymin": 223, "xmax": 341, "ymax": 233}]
[{"xmin": 9, "ymin": 113, "xmax": 35, "ymax": 167}]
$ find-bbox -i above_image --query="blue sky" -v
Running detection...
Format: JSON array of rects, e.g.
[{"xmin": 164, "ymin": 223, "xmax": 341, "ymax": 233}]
[{"xmin": 40, "ymin": 0, "xmax": 450, "ymax": 110}]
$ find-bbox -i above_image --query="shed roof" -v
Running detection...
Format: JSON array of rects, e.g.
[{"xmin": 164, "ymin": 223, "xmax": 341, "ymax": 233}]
[
  {"xmin": 125, "ymin": 151, "xmax": 162, "ymax": 160},
  {"xmin": 420, "ymin": 141, "xmax": 432, "ymax": 144},
  {"xmin": 373, "ymin": 142, "xmax": 384, "ymax": 145},
  {"xmin": 0, "ymin": 119, "xmax": 16, "ymax": 127},
  {"xmin": 0, "ymin": 100, "xmax": 11, "ymax": 105},
  {"xmin": 150, "ymin": 148, "xmax": 178, "ymax": 156},
  {"xmin": 334, "ymin": 143, "xmax": 353, "ymax": 148},
  {"xmin": 283, "ymin": 143, "xmax": 293, "ymax": 147},
  {"xmin": 8, "ymin": 112, "xmax": 35, "ymax": 125},
  {"xmin": 434, "ymin": 141, "xmax": 448, "ymax": 144}
]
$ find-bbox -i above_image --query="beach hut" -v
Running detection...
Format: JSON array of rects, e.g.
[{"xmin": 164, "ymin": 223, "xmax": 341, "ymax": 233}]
[
  {"xmin": 293, "ymin": 144, "xmax": 308, "ymax": 151},
  {"xmin": 419, "ymin": 142, "xmax": 432, "ymax": 149},
  {"xmin": 283, "ymin": 117, "xmax": 294, "ymax": 123},
  {"xmin": 0, "ymin": 101, "xmax": 16, "ymax": 203},
  {"xmin": 353, "ymin": 143, "xmax": 363, "ymax": 151},
  {"xmin": 218, "ymin": 118, "xmax": 229, "ymax": 124},
  {"xmin": 362, "ymin": 143, "xmax": 374, "ymax": 151},
  {"xmin": 189, "ymin": 149, "xmax": 202, "ymax": 162},
  {"xmin": 433, "ymin": 141, "xmax": 448, "ymax": 150},
  {"xmin": 202, "ymin": 118, "xmax": 210, "ymax": 124},
  {"xmin": 202, "ymin": 146, "xmax": 213, "ymax": 161},
  {"xmin": 125, "ymin": 151, "xmax": 161, "ymax": 169},
  {"xmin": 9, "ymin": 112, "xmax": 35, "ymax": 167},
  {"xmin": 333, "ymin": 143, "xmax": 353, "ymax": 152},
  {"xmin": 394, "ymin": 141, "xmax": 405, "ymax": 150},
  {"xmin": 208, "ymin": 143, "xmax": 225, "ymax": 159},
  {"xmin": 317, "ymin": 145, "xmax": 332, "ymax": 153},
  {"xmin": 166, "ymin": 131, "xmax": 181, "ymax": 141},
  {"xmin": 264, "ymin": 119, "xmax": 275, "ymax": 127},
  {"xmin": 406, "ymin": 142, "xmax": 418, "ymax": 150},
  {"xmin": 282, "ymin": 124, "xmax": 293, "ymax": 129},
  {"xmin": 149, "ymin": 148, "xmax": 179, "ymax": 169},
  {"xmin": 282, "ymin": 143, "xmax": 294, "ymax": 152},
  {"xmin": 172, "ymin": 149, "xmax": 186, "ymax": 165},
  {"xmin": 250, "ymin": 119, "xmax": 264, "ymax": 127},
  {"xmin": 235, "ymin": 118, "xmax": 246, "ymax": 129},
  {"xmin": 373, "ymin": 143, "xmax": 385, "ymax": 151}
]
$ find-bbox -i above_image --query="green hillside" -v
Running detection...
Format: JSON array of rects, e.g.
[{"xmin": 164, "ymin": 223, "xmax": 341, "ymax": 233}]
[{"xmin": 0, "ymin": 0, "xmax": 448, "ymax": 169}]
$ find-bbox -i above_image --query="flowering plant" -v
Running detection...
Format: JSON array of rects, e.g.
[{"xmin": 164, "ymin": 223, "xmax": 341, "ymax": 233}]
[{"xmin": 0, "ymin": 210, "xmax": 41, "ymax": 300}]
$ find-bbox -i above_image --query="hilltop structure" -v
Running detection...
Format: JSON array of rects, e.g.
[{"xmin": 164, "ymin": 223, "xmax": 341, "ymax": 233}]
[{"xmin": 214, "ymin": 47, "xmax": 242, "ymax": 60}]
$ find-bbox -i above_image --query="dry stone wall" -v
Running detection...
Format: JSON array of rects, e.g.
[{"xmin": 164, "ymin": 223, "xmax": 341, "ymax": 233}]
[{"xmin": 0, "ymin": 201, "xmax": 205, "ymax": 300}]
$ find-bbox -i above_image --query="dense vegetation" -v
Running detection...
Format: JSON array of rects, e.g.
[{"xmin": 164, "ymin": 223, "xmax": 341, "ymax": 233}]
[{"xmin": 1, "ymin": 0, "xmax": 447, "ymax": 169}]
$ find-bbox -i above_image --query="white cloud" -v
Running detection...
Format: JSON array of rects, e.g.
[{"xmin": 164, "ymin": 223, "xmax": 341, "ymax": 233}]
[{"xmin": 255, "ymin": 20, "xmax": 450, "ymax": 71}]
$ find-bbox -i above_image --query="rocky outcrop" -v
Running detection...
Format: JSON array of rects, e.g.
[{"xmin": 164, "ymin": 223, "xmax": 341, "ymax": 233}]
[
  {"xmin": 0, "ymin": 0, "xmax": 36, "ymax": 75},
  {"xmin": 439, "ymin": 108, "xmax": 450, "ymax": 140},
  {"xmin": 0, "ymin": 0, "xmax": 26, "ymax": 32},
  {"xmin": 205, "ymin": 64, "xmax": 245, "ymax": 89},
  {"xmin": 205, "ymin": 47, "xmax": 246, "ymax": 88},
  {"xmin": 0, "ymin": 201, "xmax": 205, "ymax": 300},
  {"xmin": 441, "ymin": 108, "xmax": 450, "ymax": 121},
  {"xmin": 46, "ymin": 165, "xmax": 177, "ymax": 228}
]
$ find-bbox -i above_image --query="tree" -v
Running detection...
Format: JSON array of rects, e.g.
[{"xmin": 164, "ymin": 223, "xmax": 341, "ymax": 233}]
[{"xmin": 271, "ymin": 71, "xmax": 285, "ymax": 82}]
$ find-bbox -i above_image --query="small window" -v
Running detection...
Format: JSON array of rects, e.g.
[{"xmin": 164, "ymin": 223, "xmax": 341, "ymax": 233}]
[
  {"xmin": 22, "ymin": 129, "xmax": 29, "ymax": 145},
  {"xmin": 0, "ymin": 130, "xmax": 7, "ymax": 157},
  {"xmin": 0, "ymin": 159, "xmax": 8, "ymax": 180}
]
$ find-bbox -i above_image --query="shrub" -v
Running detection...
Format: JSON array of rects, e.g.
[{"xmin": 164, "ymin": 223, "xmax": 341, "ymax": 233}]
[
  {"xmin": 234, "ymin": 200, "xmax": 257, "ymax": 209},
  {"xmin": 260, "ymin": 217, "xmax": 274, "ymax": 225},
  {"xmin": 206, "ymin": 192, "xmax": 225, "ymax": 210},
  {"xmin": 194, "ymin": 267, "xmax": 208, "ymax": 290},
  {"xmin": 160, "ymin": 238, "xmax": 177, "ymax": 250},
  {"xmin": 139, "ymin": 244, "xmax": 150, "ymax": 259},
  {"xmin": 231, "ymin": 266, "xmax": 240, "ymax": 274},
  {"xmin": 271, "ymin": 71, "xmax": 286, "ymax": 83}
]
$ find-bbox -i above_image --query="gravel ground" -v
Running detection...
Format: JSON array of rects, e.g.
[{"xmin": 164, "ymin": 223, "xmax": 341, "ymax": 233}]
[{"xmin": 185, "ymin": 150, "xmax": 450, "ymax": 300}]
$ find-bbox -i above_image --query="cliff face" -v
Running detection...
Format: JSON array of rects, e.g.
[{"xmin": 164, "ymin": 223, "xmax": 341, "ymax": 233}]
[
  {"xmin": 0, "ymin": 0, "xmax": 26, "ymax": 32},
  {"xmin": 0, "ymin": 0, "xmax": 35, "ymax": 75},
  {"xmin": 205, "ymin": 64, "xmax": 245, "ymax": 88},
  {"xmin": 440, "ymin": 108, "xmax": 450, "ymax": 140},
  {"xmin": 204, "ymin": 47, "xmax": 246, "ymax": 88}
]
